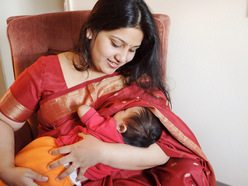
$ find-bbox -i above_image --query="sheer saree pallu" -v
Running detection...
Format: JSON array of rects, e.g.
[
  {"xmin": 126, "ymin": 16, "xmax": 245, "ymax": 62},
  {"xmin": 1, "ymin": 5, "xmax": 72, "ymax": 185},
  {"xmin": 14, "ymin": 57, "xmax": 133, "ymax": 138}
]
[
  {"xmin": 0, "ymin": 56, "xmax": 215, "ymax": 185},
  {"xmin": 88, "ymin": 84, "xmax": 216, "ymax": 186}
]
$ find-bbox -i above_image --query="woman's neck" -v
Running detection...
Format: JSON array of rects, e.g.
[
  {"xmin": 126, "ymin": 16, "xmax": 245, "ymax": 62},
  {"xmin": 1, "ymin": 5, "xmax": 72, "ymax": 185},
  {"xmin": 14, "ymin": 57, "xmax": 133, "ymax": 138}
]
[{"xmin": 58, "ymin": 52, "xmax": 107, "ymax": 89}]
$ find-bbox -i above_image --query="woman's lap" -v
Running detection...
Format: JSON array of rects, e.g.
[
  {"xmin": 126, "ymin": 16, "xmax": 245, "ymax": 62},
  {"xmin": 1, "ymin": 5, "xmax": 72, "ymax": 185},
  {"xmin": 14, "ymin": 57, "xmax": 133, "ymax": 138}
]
[
  {"xmin": 12, "ymin": 137, "xmax": 210, "ymax": 186},
  {"xmin": 83, "ymin": 157, "xmax": 209, "ymax": 186},
  {"xmin": 14, "ymin": 136, "xmax": 73, "ymax": 186}
]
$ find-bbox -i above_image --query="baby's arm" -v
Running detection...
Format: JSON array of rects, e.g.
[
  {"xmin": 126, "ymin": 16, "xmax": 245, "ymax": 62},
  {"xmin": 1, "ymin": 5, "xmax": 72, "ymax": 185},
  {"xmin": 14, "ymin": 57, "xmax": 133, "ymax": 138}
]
[
  {"xmin": 77, "ymin": 105, "xmax": 92, "ymax": 118},
  {"xmin": 76, "ymin": 105, "xmax": 121, "ymax": 180},
  {"xmin": 76, "ymin": 105, "xmax": 95, "ymax": 181}
]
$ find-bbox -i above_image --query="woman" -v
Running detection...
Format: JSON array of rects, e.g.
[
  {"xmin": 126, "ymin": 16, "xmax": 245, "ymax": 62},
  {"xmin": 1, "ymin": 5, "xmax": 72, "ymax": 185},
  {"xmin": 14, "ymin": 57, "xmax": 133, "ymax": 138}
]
[{"xmin": 0, "ymin": 0, "xmax": 215, "ymax": 185}]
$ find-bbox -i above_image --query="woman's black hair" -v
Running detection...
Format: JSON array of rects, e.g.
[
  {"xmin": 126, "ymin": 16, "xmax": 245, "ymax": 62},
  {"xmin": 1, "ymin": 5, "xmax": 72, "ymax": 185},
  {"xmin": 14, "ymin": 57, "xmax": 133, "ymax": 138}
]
[{"xmin": 73, "ymin": 0, "xmax": 170, "ymax": 104}]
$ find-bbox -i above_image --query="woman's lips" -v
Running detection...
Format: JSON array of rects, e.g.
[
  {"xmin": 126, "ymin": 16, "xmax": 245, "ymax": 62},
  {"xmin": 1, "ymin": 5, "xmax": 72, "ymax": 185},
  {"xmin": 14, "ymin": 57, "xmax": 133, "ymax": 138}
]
[{"xmin": 107, "ymin": 59, "xmax": 119, "ymax": 68}]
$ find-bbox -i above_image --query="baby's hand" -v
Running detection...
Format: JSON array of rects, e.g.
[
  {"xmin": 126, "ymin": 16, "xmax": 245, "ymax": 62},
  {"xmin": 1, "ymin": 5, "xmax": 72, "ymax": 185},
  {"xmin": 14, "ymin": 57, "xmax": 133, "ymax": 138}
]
[{"xmin": 77, "ymin": 105, "xmax": 92, "ymax": 118}]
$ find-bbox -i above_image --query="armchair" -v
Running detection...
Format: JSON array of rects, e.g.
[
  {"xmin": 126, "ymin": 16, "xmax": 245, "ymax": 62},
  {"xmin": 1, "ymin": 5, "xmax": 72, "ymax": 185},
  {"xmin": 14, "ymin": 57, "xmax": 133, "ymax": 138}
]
[{"xmin": 6, "ymin": 10, "xmax": 170, "ymax": 153}]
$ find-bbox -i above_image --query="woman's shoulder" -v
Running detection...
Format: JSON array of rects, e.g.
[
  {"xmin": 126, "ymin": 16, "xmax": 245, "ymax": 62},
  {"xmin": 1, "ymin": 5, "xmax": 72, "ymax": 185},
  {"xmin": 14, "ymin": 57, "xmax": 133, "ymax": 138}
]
[
  {"xmin": 22, "ymin": 55, "xmax": 60, "ymax": 78},
  {"xmin": 26, "ymin": 54, "xmax": 65, "ymax": 88},
  {"xmin": 33, "ymin": 55, "xmax": 60, "ymax": 70},
  {"xmin": 57, "ymin": 52, "xmax": 75, "ymax": 71}
]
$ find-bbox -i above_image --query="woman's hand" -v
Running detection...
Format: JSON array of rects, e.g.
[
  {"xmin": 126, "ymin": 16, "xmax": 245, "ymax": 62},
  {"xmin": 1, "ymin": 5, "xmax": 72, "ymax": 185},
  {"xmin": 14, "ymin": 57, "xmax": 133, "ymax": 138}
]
[
  {"xmin": 47, "ymin": 133, "xmax": 169, "ymax": 182},
  {"xmin": 47, "ymin": 133, "xmax": 104, "ymax": 182},
  {"xmin": 0, "ymin": 116, "xmax": 48, "ymax": 185},
  {"xmin": 1, "ymin": 167, "xmax": 48, "ymax": 186}
]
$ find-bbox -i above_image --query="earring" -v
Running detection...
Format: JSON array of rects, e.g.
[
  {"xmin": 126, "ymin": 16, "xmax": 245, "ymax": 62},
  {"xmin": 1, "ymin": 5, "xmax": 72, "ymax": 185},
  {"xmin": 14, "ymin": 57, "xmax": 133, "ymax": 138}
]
[{"xmin": 86, "ymin": 29, "xmax": 92, "ymax": 39}]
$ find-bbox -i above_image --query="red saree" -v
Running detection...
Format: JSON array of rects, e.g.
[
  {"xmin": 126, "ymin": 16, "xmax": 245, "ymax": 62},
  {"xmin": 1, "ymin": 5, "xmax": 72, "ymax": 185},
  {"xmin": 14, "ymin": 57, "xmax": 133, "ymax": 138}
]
[{"xmin": 0, "ymin": 55, "xmax": 216, "ymax": 186}]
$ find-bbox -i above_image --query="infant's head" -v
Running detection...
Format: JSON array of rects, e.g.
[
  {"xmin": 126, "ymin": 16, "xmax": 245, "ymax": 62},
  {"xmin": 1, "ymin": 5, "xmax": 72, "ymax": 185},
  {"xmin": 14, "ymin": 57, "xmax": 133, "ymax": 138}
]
[{"xmin": 113, "ymin": 106, "xmax": 163, "ymax": 147}]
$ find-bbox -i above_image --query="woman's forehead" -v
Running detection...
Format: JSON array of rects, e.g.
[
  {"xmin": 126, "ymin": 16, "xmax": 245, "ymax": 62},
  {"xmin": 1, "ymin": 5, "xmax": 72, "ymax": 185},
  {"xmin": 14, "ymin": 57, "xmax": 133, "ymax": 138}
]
[{"xmin": 100, "ymin": 27, "xmax": 144, "ymax": 46}]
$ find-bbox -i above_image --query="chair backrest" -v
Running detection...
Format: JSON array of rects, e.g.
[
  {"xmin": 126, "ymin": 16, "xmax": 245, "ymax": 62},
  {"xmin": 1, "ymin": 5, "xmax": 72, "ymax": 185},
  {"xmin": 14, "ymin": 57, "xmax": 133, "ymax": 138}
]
[{"xmin": 7, "ymin": 10, "xmax": 170, "ymax": 79}]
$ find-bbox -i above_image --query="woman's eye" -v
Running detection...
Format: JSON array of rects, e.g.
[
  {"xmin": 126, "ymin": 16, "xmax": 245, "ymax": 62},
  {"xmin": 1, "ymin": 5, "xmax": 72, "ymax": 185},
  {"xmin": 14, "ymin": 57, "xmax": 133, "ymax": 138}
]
[{"xmin": 111, "ymin": 41, "xmax": 120, "ymax": 48}]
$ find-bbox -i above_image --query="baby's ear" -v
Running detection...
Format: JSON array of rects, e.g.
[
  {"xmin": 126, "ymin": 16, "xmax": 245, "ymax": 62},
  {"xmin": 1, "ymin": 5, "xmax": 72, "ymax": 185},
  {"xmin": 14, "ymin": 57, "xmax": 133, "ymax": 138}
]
[{"xmin": 117, "ymin": 124, "xmax": 127, "ymax": 133}]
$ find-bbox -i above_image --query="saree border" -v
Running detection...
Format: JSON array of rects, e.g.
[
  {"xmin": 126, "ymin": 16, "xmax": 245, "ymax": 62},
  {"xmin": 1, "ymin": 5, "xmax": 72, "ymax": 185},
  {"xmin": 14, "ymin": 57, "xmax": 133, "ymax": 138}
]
[
  {"xmin": 0, "ymin": 89, "xmax": 33, "ymax": 122},
  {"xmin": 150, "ymin": 107, "xmax": 208, "ymax": 161},
  {"xmin": 38, "ymin": 75, "xmax": 126, "ymax": 124}
]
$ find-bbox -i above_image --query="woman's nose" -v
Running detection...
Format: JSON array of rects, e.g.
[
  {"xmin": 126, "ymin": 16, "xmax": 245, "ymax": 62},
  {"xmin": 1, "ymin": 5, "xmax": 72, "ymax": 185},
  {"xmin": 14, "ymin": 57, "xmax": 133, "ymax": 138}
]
[{"xmin": 115, "ymin": 49, "xmax": 128, "ymax": 63}]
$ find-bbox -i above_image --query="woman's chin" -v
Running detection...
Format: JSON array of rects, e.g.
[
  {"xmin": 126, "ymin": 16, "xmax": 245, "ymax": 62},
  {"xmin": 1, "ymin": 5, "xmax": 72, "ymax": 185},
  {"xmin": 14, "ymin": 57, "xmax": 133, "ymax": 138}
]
[{"xmin": 101, "ymin": 68, "xmax": 117, "ymax": 75}]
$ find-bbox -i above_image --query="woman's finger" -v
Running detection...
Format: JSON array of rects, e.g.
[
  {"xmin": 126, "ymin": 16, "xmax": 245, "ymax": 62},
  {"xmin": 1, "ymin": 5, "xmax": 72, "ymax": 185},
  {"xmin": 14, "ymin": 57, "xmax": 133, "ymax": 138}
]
[
  {"xmin": 56, "ymin": 163, "xmax": 78, "ymax": 180},
  {"xmin": 76, "ymin": 167, "xmax": 87, "ymax": 181},
  {"xmin": 49, "ymin": 145, "xmax": 72, "ymax": 155},
  {"xmin": 23, "ymin": 180, "xmax": 39, "ymax": 186},
  {"xmin": 25, "ymin": 169, "xmax": 48, "ymax": 184},
  {"xmin": 47, "ymin": 154, "xmax": 72, "ymax": 169},
  {"xmin": 26, "ymin": 182, "xmax": 39, "ymax": 186}
]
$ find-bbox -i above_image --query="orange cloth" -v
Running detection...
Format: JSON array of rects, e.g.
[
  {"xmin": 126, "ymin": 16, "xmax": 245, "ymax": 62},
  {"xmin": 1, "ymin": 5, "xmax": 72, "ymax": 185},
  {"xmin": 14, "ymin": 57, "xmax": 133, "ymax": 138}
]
[{"xmin": 15, "ymin": 136, "xmax": 73, "ymax": 186}]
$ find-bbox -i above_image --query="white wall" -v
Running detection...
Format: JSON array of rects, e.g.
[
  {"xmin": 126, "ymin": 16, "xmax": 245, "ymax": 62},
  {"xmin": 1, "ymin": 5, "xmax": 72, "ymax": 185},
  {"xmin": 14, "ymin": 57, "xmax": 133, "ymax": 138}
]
[
  {"xmin": 67, "ymin": 0, "xmax": 248, "ymax": 185},
  {"xmin": 0, "ymin": 0, "xmax": 64, "ymax": 97},
  {"xmin": 145, "ymin": 0, "xmax": 248, "ymax": 185},
  {"xmin": 1, "ymin": 0, "xmax": 248, "ymax": 185},
  {"xmin": 64, "ymin": 0, "xmax": 97, "ymax": 11}
]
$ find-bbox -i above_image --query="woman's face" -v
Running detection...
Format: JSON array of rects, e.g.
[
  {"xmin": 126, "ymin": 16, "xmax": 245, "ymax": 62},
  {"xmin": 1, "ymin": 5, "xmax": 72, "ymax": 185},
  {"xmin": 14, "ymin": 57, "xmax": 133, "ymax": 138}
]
[{"xmin": 88, "ymin": 27, "xmax": 144, "ymax": 75}]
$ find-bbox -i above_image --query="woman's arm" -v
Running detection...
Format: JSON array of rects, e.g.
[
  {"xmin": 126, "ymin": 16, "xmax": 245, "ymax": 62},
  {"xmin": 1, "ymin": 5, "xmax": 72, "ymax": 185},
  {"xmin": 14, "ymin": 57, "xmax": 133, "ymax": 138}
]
[
  {"xmin": 48, "ymin": 133, "xmax": 169, "ymax": 181},
  {"xmin": 101, "ymin": 141, "xmax": 169, "ymax": 170},
  {"xmin": 0, "ymin": 114, "xmax": 16, "ymax": 179},
  {"xmin": 0, "ymin": 112, "xmax": 48, "ymax": 185}
]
